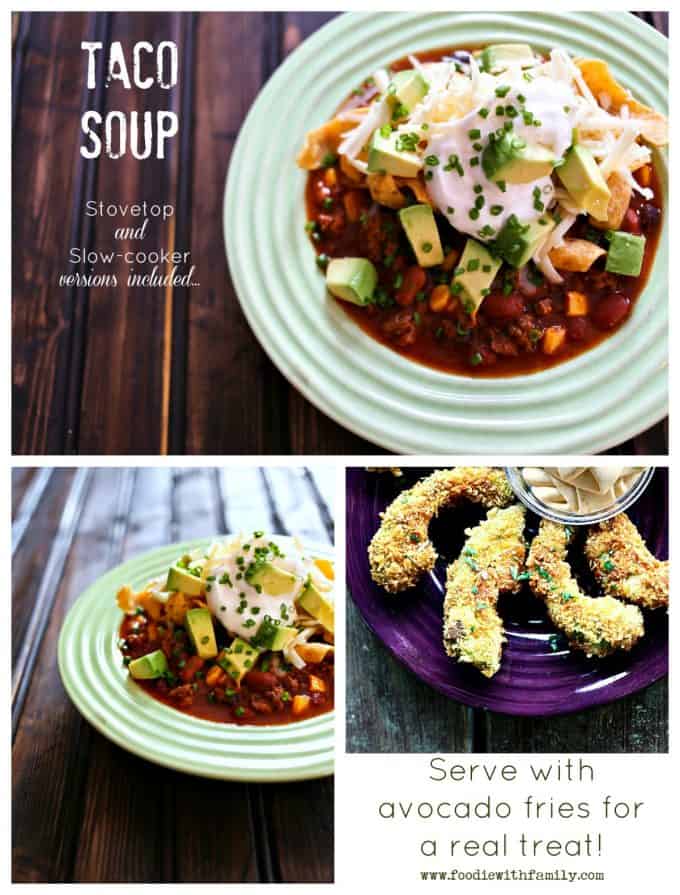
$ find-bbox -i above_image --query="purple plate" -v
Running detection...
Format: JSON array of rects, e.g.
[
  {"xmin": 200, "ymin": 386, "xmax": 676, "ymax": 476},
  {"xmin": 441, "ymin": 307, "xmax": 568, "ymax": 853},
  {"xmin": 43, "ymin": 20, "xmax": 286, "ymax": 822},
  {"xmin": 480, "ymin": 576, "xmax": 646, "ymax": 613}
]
[{"xmin": 347, "ymin": 468, "xmax": 668, "ymax": 717}]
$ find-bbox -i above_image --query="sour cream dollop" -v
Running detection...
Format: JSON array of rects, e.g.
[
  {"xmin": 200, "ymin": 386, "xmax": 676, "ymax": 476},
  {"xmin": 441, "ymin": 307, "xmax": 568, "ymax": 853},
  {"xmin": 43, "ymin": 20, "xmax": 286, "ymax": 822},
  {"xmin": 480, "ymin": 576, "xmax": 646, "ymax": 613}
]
[
  {"xmin": 205, "ymin": 533, "xmax": 314, "ymax": 641},
  {"xmin": 426, "ymin": 76, "xmax": 578, "ymax": 241}
]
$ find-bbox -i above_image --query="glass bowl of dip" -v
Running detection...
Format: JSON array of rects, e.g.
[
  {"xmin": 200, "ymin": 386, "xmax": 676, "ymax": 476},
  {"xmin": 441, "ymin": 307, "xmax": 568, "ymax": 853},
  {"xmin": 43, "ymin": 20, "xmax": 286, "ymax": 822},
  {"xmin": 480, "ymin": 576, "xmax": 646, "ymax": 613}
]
[{"xmin": 504, "ymin": 466, "xmax": 655, "ymax": 525}]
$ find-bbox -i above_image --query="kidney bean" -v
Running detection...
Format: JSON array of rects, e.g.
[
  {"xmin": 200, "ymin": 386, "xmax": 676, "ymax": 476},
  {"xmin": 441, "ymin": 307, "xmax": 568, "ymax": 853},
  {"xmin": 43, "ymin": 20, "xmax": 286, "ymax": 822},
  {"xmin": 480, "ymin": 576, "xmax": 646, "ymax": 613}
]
[
  {"xmin": 639, "ymin": 203, "xmax": 661, "ymax": 233},
  {"xmin": 244, "ymin": 670, "xmax": 278, "ymax": 692},
  {"xmin": 566, "ymin": 316, "xmax": 587, "ymax": 341},
  {"xmin": 622, "ymin": 208, "xmax": 640, "ymax": 235},
  {"xmin": 591, "ymin": 293, "xmax": 631, "ymax": 330},
  {"xmin": 481, "ymin": 293, "xmax": 526, "ymax": 320},
  {"xmin": 395, "ymin": 265, "xmax": 427, "ymax": 307}
]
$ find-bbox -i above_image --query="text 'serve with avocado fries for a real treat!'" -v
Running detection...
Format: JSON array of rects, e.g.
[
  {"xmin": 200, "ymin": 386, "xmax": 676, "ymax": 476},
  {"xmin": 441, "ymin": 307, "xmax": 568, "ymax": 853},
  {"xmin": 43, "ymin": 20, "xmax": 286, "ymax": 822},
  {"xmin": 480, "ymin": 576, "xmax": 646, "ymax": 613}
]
[
  {"xmin": 117, "ymin": 532, "xmax": 335, "ymax": 725},
  {"xmin": 299, "ymin": 44, "xmax": 667, "ymax": 376}
]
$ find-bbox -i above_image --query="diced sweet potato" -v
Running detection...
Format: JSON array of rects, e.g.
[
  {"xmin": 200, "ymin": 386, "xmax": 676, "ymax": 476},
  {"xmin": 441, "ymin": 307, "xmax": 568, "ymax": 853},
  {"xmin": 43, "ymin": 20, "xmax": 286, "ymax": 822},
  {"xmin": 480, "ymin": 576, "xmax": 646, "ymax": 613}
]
[
  {"xmin": 292, "ymin": 694, "xmax": 311, "ymax": 715},
  {"xmin": 205, "ymin": 665, "xmax": 227, "ymax": 688},
  {"xmin": 566, "ymin": 291, "xmax": 589, "ymax": 316},
  {"xmin": 542, "ymin": 326, "xmax": 567, "ymax": 355}
]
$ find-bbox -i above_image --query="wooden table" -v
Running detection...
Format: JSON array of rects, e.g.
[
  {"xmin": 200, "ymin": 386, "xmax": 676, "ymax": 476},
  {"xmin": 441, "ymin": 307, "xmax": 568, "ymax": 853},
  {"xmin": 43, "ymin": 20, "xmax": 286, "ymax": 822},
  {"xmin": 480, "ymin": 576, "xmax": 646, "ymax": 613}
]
[
  {"xmin": 12, "ymin": 466, "xmax": 335, "ymax": 883},
  {"xmin": 12, "ymin": 11, "xmax": 668, "ymax": 456}
]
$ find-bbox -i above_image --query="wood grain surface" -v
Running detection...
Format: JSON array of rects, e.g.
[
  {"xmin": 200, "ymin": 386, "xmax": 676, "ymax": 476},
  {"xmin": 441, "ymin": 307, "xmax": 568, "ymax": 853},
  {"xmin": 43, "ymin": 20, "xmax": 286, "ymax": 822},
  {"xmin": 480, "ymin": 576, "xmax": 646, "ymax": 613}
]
[
  {"xmin": 11, "ymin": 11, "xmax": 668, "ymax": 456},
  {"xmin": 11, "ymin": 466, "xmax": 335, "ymax": 883}
]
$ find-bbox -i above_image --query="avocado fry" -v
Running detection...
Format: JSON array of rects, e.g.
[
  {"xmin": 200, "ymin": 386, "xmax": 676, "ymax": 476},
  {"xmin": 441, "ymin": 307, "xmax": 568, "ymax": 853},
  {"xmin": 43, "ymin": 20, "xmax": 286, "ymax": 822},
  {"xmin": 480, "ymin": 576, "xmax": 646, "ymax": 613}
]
[
  {"xmin": 442, "ymin": 504, "xmax": 527, "ymax": 678},
  {"xmin": 368, "ymin": 467, "xmax": 514, "ymax": 593},
  {"xmin": 584, "ymin": 513, "xmax": 668, "ymax": 610},
  {"xmin": 527, "ymin": 520, "xmax": 644, "ymax": 658}
]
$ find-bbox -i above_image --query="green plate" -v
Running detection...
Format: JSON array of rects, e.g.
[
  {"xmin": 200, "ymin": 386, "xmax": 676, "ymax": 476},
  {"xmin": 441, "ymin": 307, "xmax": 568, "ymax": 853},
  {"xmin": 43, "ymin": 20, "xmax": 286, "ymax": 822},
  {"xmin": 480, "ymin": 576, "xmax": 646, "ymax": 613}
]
[
  {"xmin": 58, "ymin": 538, "xmax": 334, "ymax": 782},
  {"xmin": 225, "ymin": 12, "xmax": 667, "ymax": 453}
]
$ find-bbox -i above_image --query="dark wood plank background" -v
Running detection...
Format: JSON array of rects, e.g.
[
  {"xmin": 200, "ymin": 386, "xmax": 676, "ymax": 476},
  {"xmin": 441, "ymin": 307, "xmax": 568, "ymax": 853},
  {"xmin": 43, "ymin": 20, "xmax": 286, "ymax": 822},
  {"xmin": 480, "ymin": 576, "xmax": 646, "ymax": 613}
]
[
  {"xmin": 12, "ymin": 466, "xmax": 335, "ymax": 883},
  {"xmin": 11, "ymin": 11, "xmax": 668, "ymax": 456}
]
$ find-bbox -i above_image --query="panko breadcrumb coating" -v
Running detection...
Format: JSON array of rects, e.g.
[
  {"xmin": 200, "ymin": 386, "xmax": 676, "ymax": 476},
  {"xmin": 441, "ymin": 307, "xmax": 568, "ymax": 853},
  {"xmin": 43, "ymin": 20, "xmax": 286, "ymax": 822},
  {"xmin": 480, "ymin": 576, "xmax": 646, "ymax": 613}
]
[
  {"xmin": 368, "ymin": 467, "xmax": 514, "ymax": 593},
  {"xmin": 443, "ymin": 504, "xmax": 527, "ymax": 678},
  {"xmin": 585, "ymin": 513, "xmax": 668, "ymax": 610},
  {"xmin": 527, "ymin": 520, "xmax": 644, "ymax": 658}
]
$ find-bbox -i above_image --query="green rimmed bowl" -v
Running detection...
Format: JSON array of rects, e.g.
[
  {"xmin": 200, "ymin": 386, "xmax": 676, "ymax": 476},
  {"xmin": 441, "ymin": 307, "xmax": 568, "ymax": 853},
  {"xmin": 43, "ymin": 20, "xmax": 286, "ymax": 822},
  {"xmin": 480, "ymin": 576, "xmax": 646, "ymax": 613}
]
[
  {"xmin": 225, "ymin": 12, "xmax": 667, "ymax": 453},
  {"xmin": 58, "ymin": 538, "xmax": 335, "ymax": 782}
]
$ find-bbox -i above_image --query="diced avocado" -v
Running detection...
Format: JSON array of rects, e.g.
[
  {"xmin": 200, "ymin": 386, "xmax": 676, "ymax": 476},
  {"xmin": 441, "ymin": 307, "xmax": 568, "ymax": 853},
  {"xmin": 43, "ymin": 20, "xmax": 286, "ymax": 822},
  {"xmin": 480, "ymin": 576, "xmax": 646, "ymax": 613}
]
[
  {"xmin": 398, "ymin": 204, "xmax": 444, "ymax": 267},
  {"xmin": 556, "ymin": 144, "xmax": 611, "ymax": 221},
  {"xmin": 367, "ymin": 128, "xmax": 423, "ymax": 177},
  {"xmin": 217, "ymin": 638, "xmax": 263, "ymax": 684},
  {"xmin": 128, "ymin": 649, "xmax": 168, "ymax": 680},
  {"xmin": 494, "ymin": 214, "xmax": 556, "ymax": 268},
  {"xmin": 482, "ymin": 132, "xmax": 555, "ymax": 184},
  {"xmin": 386, "ymin": 69, "xmax": 429, "ymax": 115},
  {"xmin": 185, "ymin": 608, "xmax": 218, "ymax": 660},
  {"xmin": 297, "ymin": 582, "xmax": 335, "ymax": 634},
  {"xmin": 480, "ymin": 43, "xmax": 536, "ymax": 73},
  {"xmin": 246, "ymin": 561, "xmax": 298, "ymax": 596},
  {"xmin": 166, "ymin": 563, "xmax": 204, "ymax": 596},
  {"xmin": 452, "ymin": 239, "xmax": 503, "ymax": 316},
  {"xmin": 326, "ymin": 258, "xmax": 377, "ymax": 306},
  {"xmin": 605, "ymin": 230, "xmax": 646, "ymax": 277},
  {"xmin": 252, "ymin": 615, "xmax": 298, "ymax": 651}
]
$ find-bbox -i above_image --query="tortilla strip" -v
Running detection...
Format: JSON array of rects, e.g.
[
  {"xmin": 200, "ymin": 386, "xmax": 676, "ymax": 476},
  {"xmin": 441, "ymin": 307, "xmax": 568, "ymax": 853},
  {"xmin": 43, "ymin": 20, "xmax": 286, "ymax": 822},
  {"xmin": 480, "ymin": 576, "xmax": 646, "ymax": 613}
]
[
  {"xmin": 395, "ymin": 175, "xmax": 434, "ymax": 206},
  {"xmin": 576, "ymin": 59, "xmax": 668, "ymax": 147},
  {"xmin": 590, "ymin": 170, "xmax": 632, "ymax": 230},
  {"xmin": 340, "ymin": 154, "xmax": 367, "ymax": 184},
  {"xmin": 367, "ymin": 173, "xmax": 408, "ymax": 209},
  {"xmin": 297, "ymin": 117, "xmax": 354, "ymax": 170},
  {"xmin": 549, "ymin": 239, "xmax": 605, "ymax": 272}
]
